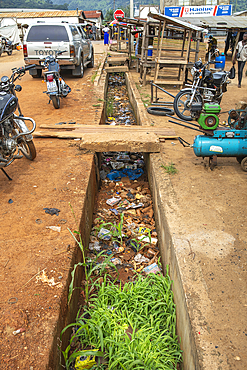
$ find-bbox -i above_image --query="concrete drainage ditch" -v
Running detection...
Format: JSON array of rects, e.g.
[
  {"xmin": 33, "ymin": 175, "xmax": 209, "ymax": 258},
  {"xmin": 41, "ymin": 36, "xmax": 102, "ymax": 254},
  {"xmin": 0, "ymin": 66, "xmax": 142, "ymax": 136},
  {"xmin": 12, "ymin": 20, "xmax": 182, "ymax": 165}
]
[{"xmin": 56, "ymin": 71, "xmax": 200, "ymax": 370}]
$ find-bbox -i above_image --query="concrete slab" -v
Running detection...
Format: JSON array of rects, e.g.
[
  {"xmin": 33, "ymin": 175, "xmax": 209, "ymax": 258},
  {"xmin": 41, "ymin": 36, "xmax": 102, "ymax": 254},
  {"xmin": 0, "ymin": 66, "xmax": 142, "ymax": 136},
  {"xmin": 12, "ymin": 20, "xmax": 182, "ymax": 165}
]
[
  {"xmin": 79, "ymin": 131, "xmax": 160, "ymax": 152},
  {"xmin": 105, "ymin": 65, "xmax": 129, "ymax": 72}
]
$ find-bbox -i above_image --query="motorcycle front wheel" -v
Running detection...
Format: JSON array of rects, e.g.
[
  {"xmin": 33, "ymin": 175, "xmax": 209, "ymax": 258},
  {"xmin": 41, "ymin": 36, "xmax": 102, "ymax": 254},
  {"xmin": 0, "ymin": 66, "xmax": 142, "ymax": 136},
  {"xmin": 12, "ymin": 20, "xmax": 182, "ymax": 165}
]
[
  {"xmin": 51, "ymin": 95, "xmax": 60, "ymax": 109},
  {"xmin": 174, "ymin": 89, "xmax": 202, "ymax": 121},
  {"xmin": 19, "ymin": 138, "xmax": 36, "ymax": 160}
]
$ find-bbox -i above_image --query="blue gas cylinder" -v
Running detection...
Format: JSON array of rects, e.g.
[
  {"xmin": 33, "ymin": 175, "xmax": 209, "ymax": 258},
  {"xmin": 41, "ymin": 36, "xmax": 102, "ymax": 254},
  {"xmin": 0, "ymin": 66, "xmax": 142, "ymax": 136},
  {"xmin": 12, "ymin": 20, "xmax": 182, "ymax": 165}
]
[
  {"xmin": 215, "ymin": 53, "xmax": 225, "ymax": 70},
  {"xmin": 193, "ymin": 135, "xmax": 247, "ymax": 157},
  {"xmin": 148, "ymin": 46, "xmax": 153, "ymax": 57}
]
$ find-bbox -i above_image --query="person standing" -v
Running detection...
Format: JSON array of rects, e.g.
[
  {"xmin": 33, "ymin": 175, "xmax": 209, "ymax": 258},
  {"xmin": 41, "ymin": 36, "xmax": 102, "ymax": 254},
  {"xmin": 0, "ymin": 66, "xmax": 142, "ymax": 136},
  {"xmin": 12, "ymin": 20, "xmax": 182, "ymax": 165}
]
[
  {"xmin": 102, "ymin": 25, "xmax": 110, "ymax": 45},
  {"xmin": 233, "ymin": 32, "xmax": 247, "ymax": 88},
  {"xmin": 92, "ymin": 24, "xmax": 97, "ymax": 41}
]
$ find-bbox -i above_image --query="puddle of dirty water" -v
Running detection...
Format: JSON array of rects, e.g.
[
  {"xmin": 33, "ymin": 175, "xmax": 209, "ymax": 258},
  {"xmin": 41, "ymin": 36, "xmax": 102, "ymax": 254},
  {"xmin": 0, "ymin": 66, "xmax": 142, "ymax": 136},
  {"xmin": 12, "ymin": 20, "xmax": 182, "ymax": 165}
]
[{"xmin": 60, "ymin": 73, "xmax": 182, "ymax": 370}]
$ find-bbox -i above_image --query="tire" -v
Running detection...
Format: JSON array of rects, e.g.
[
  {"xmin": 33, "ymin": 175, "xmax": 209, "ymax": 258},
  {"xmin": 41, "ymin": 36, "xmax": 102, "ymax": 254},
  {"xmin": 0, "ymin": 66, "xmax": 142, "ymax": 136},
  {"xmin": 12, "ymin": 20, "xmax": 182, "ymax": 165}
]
[
  {"xmin": 241, "ymin": 157, "xmax": 247, "ymax": 172},
  {"xmin": 174, "ymin": 89, "xmax": 202, "ymax": 121},
  {"xmin": 88, "ymin": 50, "xmax": 94, "ymax": 68},
  {"xmin": 31, "ymin": 69, "xmax": 42, "ymax": 78},
  {"xmin": 51, "ymin": 95, "xmax": 60, "ymax": 109},
  {"xmin": 19, "ymin": 139, "xmax": 36, "ymax": 160},
  {"xmin": 73, "ymin": 57, "xmax": 84, "ymax": 78},
  {"xmin": 147, "ymin": 106, "xmax": 174, "ymax": 116}
]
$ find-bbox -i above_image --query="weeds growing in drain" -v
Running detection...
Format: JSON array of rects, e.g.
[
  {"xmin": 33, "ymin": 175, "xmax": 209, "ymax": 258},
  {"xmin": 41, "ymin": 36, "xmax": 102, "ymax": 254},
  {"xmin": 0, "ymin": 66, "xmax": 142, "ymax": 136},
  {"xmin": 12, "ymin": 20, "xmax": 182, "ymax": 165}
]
[
  {"xmin": 106, "ymin": 95, "xmax": 114, "ymax": 117},
  {"xmin": 130, "ymin": 228, "xmax": 152, "ymax": 253},
  {"xmin": 94, "ymin": 213, "xmax": 125, "ymax": 247},
  {"xmin": 161, "ymin": 162, "xmax": 178, "ymax": 175},
  {"xmin": 61, "ymin": 266, "xmax": 182, "ymax": 369},
  {"xmin": 67, "ymin": 204, "xmax": 117, "ymax": 305},
  {"xmin": 62, "ymin": 206, "xmax": 182, "ymax": 369}
]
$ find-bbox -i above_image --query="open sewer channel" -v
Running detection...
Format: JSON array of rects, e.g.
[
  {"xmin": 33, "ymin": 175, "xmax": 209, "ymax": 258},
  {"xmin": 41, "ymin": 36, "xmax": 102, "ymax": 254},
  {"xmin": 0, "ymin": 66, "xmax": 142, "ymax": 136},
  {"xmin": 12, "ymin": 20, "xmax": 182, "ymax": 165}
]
[{"xmin": 61, "ymin": 74, "xmax": 183, "ymax": 369}]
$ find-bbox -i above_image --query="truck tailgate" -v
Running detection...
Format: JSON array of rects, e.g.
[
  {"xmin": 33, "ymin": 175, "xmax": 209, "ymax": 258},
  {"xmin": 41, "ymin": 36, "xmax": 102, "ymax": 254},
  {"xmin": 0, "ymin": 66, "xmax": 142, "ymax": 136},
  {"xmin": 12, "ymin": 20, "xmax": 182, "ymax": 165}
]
[{"xmin": 26, "ymin": 42, "xmax": 70, "ymax": 60}]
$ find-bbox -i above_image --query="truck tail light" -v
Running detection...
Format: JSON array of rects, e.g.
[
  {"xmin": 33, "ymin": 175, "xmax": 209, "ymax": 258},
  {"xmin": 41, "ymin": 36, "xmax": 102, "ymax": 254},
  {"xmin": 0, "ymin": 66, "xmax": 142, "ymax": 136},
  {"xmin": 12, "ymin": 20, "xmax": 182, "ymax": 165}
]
[
  {"xmin": 70, "ymin": 45, "xmax": 75, "ymax": 57},
  {"xmin": 47, "ymin": 74, "xmax": 54, "ymax": 82},
  {"xmin": 23, "ymin": 44, "xmax": 28, "ymax": 57}
]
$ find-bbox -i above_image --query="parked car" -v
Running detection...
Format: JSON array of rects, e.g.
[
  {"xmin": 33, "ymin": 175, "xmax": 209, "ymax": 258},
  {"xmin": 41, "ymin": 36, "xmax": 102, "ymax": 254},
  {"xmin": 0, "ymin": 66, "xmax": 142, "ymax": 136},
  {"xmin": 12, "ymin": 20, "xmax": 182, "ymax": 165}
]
[{"xmin": 23, "ymin": 23, "xmax": 94, "ymax": 78}]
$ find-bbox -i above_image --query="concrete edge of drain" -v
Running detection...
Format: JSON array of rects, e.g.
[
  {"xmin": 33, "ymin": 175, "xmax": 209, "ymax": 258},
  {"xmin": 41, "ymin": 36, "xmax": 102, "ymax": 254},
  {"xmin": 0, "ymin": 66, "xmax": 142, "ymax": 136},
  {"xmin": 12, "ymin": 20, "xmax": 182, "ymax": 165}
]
[
  {"xmin": 48, "ymin": 159, "xmax": 99, "ymax": 370},
  {"xmin": 123, "ymin": 72, "xmax": 224, "ymax": 369},
  {"xmin": 94, "ymin": 53, "xmax": 108, "ymax": 87},
  {"xmin": 145, "ymin": 153, "xmax": 230, "ymax": 370}
]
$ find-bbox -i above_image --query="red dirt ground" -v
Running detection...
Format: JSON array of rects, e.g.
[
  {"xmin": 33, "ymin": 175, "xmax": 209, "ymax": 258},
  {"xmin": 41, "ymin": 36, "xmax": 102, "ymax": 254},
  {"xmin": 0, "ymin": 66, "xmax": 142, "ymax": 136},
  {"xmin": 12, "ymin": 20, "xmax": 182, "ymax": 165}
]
[{"xmin": 0, "ymin": 45, "xmax": 105, "ymax": 369}]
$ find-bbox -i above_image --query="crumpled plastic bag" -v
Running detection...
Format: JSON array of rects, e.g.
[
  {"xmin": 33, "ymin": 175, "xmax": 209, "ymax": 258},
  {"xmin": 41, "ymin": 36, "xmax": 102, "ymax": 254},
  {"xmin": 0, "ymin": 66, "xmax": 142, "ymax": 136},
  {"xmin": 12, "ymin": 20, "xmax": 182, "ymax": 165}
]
[{"xmin": 107, "ymin": 168, "xmax": 144, "ymax": 181}]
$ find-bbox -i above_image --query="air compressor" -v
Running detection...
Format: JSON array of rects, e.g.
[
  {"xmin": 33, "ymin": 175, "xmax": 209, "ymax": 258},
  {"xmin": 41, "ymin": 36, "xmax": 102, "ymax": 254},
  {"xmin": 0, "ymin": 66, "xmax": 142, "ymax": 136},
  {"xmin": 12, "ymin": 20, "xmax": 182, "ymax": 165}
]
[
  {"xmin": 193, "ymin": 109, "xmax": 247, "ymax": 171},
  {"xmin": 169, "ymin": 108, "xmax": 247, "ymax": 171}
]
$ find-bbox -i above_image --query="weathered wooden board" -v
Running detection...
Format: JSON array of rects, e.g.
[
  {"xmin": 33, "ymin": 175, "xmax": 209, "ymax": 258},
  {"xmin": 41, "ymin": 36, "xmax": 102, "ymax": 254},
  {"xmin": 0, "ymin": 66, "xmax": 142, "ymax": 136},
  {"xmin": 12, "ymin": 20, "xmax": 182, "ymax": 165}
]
[
  {"xmin": 107, "ymin": 57, "xmax": 129, "ymax": 66},
  {"xmin": 105, "ymin": 66, "xmax": 129, "ymax": 72},
  {"xmin": 34, "ymin": 129, "xmax": 161, "ymax": 152},
  {"xmin": 33, "ymin": 125, "xmax": 177, "ymax": 152},
  {"xmin": 38, "ymin": 124, "xmax": 176, "ymax": 136}
]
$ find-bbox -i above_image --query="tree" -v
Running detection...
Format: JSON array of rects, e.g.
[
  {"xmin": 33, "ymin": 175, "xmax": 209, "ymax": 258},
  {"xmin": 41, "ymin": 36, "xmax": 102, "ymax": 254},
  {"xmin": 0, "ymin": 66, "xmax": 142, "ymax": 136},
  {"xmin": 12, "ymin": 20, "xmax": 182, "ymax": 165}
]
[{"xmin": 104, "ymin": 9, "xmax": 114, "ymax": 22}]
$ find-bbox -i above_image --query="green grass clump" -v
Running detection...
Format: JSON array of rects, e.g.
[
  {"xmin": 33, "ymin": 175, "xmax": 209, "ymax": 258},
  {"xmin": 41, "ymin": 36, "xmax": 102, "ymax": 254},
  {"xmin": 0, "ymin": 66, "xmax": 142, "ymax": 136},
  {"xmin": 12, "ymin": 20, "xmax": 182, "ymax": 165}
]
[
  {"xmin": 61, "ymin": 268, "xmax": 182, "ymax": 369},
  {"xmin": 161, "ymin": 162, "xmax": 178, "ymax": 175}
]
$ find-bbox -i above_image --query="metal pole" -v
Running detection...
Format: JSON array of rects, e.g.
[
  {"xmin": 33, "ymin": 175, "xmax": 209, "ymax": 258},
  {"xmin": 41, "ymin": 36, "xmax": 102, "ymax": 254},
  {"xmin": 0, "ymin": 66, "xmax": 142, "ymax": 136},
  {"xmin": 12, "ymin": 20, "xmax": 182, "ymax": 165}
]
[
  {"xmin": 130, "ymin": 0, "xmax": 134, "ymax": 52},
  {"xmin": 130, "ymin": 0, "xmax": 134, "ymax": 18},
  {"xmin": 160, "ymin": 0, "xmax": 164, "ymax": 14}
]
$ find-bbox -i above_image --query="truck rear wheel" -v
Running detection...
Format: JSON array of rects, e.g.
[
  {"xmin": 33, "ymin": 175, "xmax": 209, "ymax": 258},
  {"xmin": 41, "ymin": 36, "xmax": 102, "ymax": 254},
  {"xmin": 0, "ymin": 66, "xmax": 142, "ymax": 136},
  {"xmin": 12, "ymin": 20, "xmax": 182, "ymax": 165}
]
[
  {"xmin": 30, "ymin": 69, "xmax": 42, "ymax": 78},
  {"xmin": 72, "ymin": 58, "xmax": 84, "ymax": 78},
  {"xmin": 88, "ymin": 50, "xmax": 94, "ymax": 68}
]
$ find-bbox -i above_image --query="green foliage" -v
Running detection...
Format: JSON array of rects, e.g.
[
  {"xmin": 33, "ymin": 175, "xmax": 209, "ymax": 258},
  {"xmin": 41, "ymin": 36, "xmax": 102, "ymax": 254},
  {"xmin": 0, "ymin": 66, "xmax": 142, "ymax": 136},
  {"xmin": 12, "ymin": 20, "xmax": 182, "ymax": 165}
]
[
  {"xmin": 161, "ymin": 162, "xmax": 178, "ymax": 175},
  {"xmin": 104, "ymin": 9, "xmax": 114, "ymax": 22},
  {"xmin": 230, "ymin": 0, "xmax": 247, "ymax": 13},
  {"xmin": 52, "ymin": 0, "xmax": 160, "ymax": 15},
  {"xmin": 96, "ymin": 213, "xmax": 125, "ymax": 246},
  {"xmin": 61, "ymin": 269, "xmax": 183, "ymax": 369},
  {"xmin": 0, "ymin": 0, "xmax": 68, "ymax": 9},
  {"xmin": 106, "ymin": 95, "xmax": 114, "ymax": 117}
]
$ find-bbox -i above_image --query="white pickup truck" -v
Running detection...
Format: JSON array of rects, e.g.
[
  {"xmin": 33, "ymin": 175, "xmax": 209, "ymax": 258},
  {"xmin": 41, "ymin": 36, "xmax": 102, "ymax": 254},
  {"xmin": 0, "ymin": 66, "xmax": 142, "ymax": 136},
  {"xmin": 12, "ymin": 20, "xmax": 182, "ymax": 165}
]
[{"xmin": 23, "ymin": 23, "xmax": 94, "ymax": 78}]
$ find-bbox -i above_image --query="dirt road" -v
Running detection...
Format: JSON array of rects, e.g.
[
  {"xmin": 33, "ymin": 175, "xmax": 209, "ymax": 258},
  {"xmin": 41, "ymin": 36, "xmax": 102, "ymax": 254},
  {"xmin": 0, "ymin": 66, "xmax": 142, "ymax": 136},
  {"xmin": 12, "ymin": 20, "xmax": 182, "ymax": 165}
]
[{"xmin": 0, "ymin": 45, "xmax": 105, "ymax": 369}]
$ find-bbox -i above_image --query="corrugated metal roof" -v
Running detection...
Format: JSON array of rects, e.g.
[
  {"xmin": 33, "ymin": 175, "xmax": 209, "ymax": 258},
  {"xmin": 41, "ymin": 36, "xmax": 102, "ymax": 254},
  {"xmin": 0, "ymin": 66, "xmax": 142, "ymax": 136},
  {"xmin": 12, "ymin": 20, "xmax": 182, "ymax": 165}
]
[
  {"xmin": 0, "ymin": 10, "xmax": 84, "ymax": 19},
  {"xmin": 148, "ymin": 12, "xmax": 206, "ymax": 31},
  {"xmin": 122, "ymin": 17, "xmax": 147, "ymax": 26},
  {"xmin": 84, "ymin": 11, "xmax": 103, "ymax": 19},
  {"xmin": 180, "ymin": 15, "xmax": 247, "ymax": 29}
]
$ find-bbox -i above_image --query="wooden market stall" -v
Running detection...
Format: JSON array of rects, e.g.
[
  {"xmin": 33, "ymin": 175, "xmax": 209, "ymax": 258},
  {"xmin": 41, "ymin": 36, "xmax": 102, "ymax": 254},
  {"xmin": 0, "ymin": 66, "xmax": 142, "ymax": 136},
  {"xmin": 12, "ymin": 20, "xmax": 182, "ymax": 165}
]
[
  {"xmin": 140, "ymin": 13, "xmax": 205, "ymax": 86},
  {"xmin": 179, "ymin": 15, "xmax": 247, "ymax": 62}
]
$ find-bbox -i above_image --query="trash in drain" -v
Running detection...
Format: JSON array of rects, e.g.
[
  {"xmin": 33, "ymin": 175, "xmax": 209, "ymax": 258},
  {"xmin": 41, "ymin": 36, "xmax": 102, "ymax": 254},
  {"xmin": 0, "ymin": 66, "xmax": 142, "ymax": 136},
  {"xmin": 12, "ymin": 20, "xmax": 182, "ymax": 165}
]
[{"xmin": 61, "ymin": 73, "xmax": 182, "ymax": 369}]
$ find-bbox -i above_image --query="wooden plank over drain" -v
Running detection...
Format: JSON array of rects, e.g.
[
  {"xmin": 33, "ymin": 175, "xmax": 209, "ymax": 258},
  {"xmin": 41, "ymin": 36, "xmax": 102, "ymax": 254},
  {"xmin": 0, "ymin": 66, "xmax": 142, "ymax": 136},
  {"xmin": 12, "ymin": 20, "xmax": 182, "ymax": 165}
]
[
  {"xmin": 105, "ymin": 66, "xmax": 129, "ymax": 72},
  {"xmin": 38, "ymin": 124, "xmax": 176, "ymax": 136},
  {"xmin": 33, "ymin": 125, "xmax": 177, "ymax": 152},
  {"xmin": 33, "ymin": 129, "xmax": 162, "ymax": 152}
]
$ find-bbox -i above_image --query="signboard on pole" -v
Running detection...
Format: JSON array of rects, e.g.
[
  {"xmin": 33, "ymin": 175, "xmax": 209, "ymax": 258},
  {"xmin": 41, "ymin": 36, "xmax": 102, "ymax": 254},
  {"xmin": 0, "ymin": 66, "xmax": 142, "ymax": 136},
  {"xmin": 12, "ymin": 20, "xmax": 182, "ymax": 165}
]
[
  {"xmin": 165, "ymin": 5, "xmax": 232, "ymax": 17},
  {"xmin": 114, "ymin": 9, "xmax": 125, "ymax": 21}
]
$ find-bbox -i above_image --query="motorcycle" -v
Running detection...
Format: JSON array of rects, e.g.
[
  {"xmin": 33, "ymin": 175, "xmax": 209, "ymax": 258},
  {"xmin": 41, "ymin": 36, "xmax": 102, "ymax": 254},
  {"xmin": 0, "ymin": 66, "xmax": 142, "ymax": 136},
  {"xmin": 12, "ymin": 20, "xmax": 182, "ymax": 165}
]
[
  {"xmin": 173, "ymin": 57, "xmax": 231, "ymax": 121},
  {"xmin": 0, "ymin": 64, "xmax": 37, "ymax": 180},
  {"xmin": 0, "ymin": 36, "xmax": 13, "ymax": 56},
  {"xmin": 42, "ymin": 51, "xmax": 71, "ymax": 109}
]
